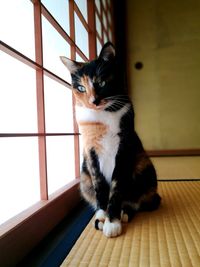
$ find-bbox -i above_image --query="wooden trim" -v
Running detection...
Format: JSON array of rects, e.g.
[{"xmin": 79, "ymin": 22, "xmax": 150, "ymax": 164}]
[
  {"xmin": 100, "ymin": 0, "xmax": 104, "ymax": 43},
  {"xmin": 69, "ymin": 0, "xmax": 81, "ymax": 179},
  {"xmin": 69, "ymin": 0, "xmax": 76, "ymax": 59},
  {"xmin": 0, "ymin": 180, "xmax": 80, "ymax": 267},
  {"xmin": 0, "ymin": 133, "xmax": 80, "ymax": 138},
  {"xmin": 87, "ymin": 0, "xmax": 97, "ymax": 60},
  {"xmin": 147, "ymin": 149, "xmax": 200, "ymax": 157},
  {"xmin": 109, "ymin": 1, "xmax": 115, "ymax": 43},
  {"xmin": 34, "ymin": 1, "xmax": 48, "ymax": 200}
]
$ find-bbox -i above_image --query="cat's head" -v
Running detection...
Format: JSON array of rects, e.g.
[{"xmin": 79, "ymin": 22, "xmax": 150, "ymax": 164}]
[{"xmin": 60, "ymin": 42, "xmax": 127, "ymax": 111}]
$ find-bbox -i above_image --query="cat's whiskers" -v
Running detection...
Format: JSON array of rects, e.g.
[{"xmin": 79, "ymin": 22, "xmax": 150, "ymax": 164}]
[
  {"xmin": 107, "ymin": 100, "xmax": 130, "ymax": 113},
  {"xmin": 109, "ymin": 100, "xmax": 133, "ymax": 118},
  {"xmin": 104, "ymin": 95, "xmax": 129, "ymax": 101}
]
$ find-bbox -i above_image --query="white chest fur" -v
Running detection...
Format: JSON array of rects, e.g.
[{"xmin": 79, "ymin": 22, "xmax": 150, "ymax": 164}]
[{"xmin": 76, "ymin": 105, "xmax": 129, "ymax": 184}]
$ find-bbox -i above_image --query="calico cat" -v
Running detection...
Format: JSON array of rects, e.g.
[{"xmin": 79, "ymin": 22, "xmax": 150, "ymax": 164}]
[{"xmin": 60, "ymin": 42, "xmax": 161, "ymax": 238}]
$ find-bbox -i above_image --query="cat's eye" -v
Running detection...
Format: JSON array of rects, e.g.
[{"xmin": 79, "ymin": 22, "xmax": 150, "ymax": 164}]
[
  {"xmin": 77, "ymin": 85, "xmax": 86, "ymax": 93},
  {"xmin": 98, "ymin": 80, "xmax": 106, "ymax": 87}
]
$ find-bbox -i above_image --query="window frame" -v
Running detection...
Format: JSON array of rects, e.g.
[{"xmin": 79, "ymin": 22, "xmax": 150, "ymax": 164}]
[{"xmin": 0, "ymin": 0, "xmax": 114, "ymax": 265}]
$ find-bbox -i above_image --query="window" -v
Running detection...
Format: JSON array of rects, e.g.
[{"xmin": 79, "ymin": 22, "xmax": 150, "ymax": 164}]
[
  {"xmin": 95, "ymin": 0, "xmax": 114, "ymax": 52},
  {"xmin": 0, "ymin": 1, "xmax": 114, "ymax": 265}
]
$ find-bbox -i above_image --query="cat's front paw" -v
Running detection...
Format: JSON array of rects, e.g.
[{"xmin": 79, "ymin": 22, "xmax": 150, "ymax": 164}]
[
  {"xmin": 94, "ymin": 209, "xmax": 107, "ymax": 230},
  {"xmin": 103, "ymin": 218, "xmax": 122, "ymax": 238}
]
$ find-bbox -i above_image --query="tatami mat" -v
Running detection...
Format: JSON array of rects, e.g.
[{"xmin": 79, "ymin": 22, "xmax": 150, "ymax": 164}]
[{"xmin": 61, "ymin": 182, "xmax": 200, "ymax": 267}]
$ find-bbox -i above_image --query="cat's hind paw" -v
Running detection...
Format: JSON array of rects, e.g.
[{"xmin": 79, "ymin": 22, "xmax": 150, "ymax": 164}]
[{"xmin": 103, "ymin": 218, "xmax": 122, "ymax": 238}]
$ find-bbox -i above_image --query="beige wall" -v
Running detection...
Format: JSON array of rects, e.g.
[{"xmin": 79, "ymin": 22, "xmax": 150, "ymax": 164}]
[{"xmin": 126, "ymin": 0, "xmax": 200, "ymax": 150}]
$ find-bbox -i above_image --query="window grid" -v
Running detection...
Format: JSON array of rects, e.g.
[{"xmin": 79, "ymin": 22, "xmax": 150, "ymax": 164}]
[
  {"xmin": 0, "ymin": 0, "xmax": 114, "ymax": 204},
  {"xmin": 95, "ymin": 0, "xmax": 114, "ymax": 46}
]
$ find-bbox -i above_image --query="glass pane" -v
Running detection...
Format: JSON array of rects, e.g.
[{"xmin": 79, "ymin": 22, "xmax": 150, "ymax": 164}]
[
  {"xmin": 46, "ymin": 136, "xmax": 75, "ymax": 195},
  {"xmin": 75, "ymin": 14, "xmax": 89, "ymax": 58},
  {"xmin": 74, "ymin": 0, "xmax": 88, "ymax": 22},
  {"xmin": 96, "ymin": 38, "xmax": 102, "ymax": 56},
  {"xmin": 76, "ymin": 53, "xmax": 86, "ymax": 62},
  {"xmin": 0, "ymin": 0, "xmax": 35, "ymax": 60},
  {"xmin": 42, "ymin": 0, "xmax": 70, "ymax": 34},
  {"xmin": 95, "ymin": 0, "xmax": 101, "ymax": 13},
  {"xmin": 95, "ymin": 13, "xmax": 102, "ymax": 37},
  {"xmin": 0, "ymin": 51, "xmax": 37, "ymax": 133},
  {"xmin": 42, "ymin": 16, "xmax": 71, "ymax": 82},
  {"xmin": 0, "ymin": 138, "xmax": 40, "ymax": 225},
  {"xmin": 44, "ymin": 75, "xmax": 74, "ymax": 133}
]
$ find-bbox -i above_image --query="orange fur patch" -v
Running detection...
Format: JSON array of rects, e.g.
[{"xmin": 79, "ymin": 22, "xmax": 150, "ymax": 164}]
[
  {"xmin": 79, "ymin": 122, "xmax": 108, "ymax": 154},
  {"xmin": 134, "ymin": 153, "xmax": 152, "ymax": 175}
]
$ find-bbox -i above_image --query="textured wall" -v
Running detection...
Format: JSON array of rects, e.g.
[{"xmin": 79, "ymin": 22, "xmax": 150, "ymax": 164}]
[{"xmin": 126, "ymin": 0, "xmax": 200, "ymax": 150}]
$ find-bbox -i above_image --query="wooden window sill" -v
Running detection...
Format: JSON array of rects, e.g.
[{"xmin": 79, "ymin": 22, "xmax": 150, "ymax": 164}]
[{"xmin": 0, "ymin": 179, "xmax": 80, "ymax": 267}]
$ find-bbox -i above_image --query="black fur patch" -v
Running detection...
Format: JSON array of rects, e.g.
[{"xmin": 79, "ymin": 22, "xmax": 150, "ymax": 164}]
[{"xmin": 90, "ymin": 148, "xmax": 110, "ymax": 211}]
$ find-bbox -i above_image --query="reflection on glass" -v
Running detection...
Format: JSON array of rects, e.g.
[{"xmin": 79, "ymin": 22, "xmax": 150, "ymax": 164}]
[
  {"xmin": 44, "ymin": 75, "xmax": 74, "ymax": 133},
  {"xmin": 0, "ymin": 0, "xmax": 35, "ymax": 60},
  {"xmin": 74, "ymin": 0, "xmax": 88, "ymax": 22},
  {"xmin": 75, "ymin": 14, "xmax": 89, "ymax": 58},
  {"xmin": 42, "ymin": 0, "xmax": 70, "ymax": 34},
  {"xmin": 0, "ymin": 51, "xmax": 37, "ymax": 133},
  {"xmin": 0, "ymin": 138, "xmax": 40, "ymax": 225},
  {"xmin": 96, "ymin": 38, "xmax": 102, "ymax": 56},
  {"xmin": 95, "ymin": 13, "xmax": 102, "ymax": 37},
  {"xmin": 42, "ymin": 16, "xmax": 71, "ymax": 82},
  {"xmin": 46, "ymin": 136, "xmax": 75, "ymax": 195}
]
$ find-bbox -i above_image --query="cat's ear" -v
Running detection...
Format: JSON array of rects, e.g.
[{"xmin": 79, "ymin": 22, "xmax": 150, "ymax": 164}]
[
  {"xmin": 60, "ymin": 56, "xmax": 82, "ymax": 74},
  {"xmin": 98, "ymin": 42, "xmax": 115, "ymax": 61}
]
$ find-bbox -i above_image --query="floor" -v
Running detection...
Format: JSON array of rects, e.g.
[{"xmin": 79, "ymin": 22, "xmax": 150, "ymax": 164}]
[{"xmin": 61, "ymin": 156, "xmax": 200, "ymax": 267}]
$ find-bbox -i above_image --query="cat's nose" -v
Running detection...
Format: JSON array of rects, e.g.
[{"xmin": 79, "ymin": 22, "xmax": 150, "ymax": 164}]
[
  {"xmin": 93, "ymin": 98, "xmax": 101, "ymax": 106},
  {"xmin": 89, "ymin": 95, "xmax": 101, "ymax": 106}
]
